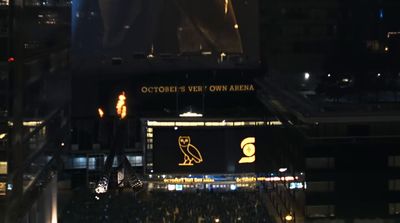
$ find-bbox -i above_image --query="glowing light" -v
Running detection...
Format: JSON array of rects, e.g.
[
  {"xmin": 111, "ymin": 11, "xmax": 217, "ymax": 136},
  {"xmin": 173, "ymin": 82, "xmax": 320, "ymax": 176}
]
[
  {"xmin": 9, "ymin": 121, "xmax": 43, "ymax": 127},
  {"xmin": 215, "ymin": 218, "xmax": 220, "ymax": 223},
  {"xmin": 0, "ymin": 133, "xmax": 6, "ymax": 140},
  {"xmin": 178, "ymin": 136, "xmax": 203, "ymax": 166},
  {"xmin": 224, "ymin": 0, "xmax": 229, "ymax": 14},
  {"xmin": 279, "ymin": 168, "xmax": 288, "ymax": 173},
  {"xmin": 385, "ymin": 46, "xmax": 389, "ymax": 52},
  {"xmin": 304, "ymin": 72, "xmax": 310, "ymax": 80},
  {"xmin": 377, "ymin": 73, "xmax": 381, "ymax": 77},
  {"xmin": 327, "ymin": 74, "xmax": 331, "ymax": 77},
  {"xmin": 179, "ymin": 112, "xmax": 203, "ymax": 118},
  {"xmin": 98, "ymin": 108, "xmax": 104, "ymax": 118},
  {"xmin": 61, "ymin": 142, "xmax": 65, "ymax": 147},
  {"xmin": 220, "ymin": 52, "xmax": 226, "ymax": 62},
  {"xmin": 285, "ymin": 214, "xmax": 293, "ymax": 221},
  {"xmin": 7, "ymin": 57, "xmax": 15, "ymax": 63},
  {"xmin": 0, "ymin": 162, "xmax": 7, "ymax": 174},
  {"xmin": 116, "ymin": 92, "xmax": 127, "ymax": 119},
  {"xmin": 234, "ymin": 24, "xmax": 239, "ymax": 29},
  {"xmin": 342, "ymin": 78, "xmax": 350, "ymax": 83},
  {"xmin": 238, "ymin": 137, "xmax": 256, "ymax": 164},
  {"xmin": 387, "ymin": 31, "xmax": 400, "ymax": 38}
]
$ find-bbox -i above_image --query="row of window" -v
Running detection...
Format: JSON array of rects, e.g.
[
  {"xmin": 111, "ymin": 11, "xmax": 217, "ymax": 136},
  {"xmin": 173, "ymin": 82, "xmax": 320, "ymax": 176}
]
[
  {"xmin": 306, "ymin": 203, "xmax": 400, "ymax": 217},
  {"xmin": 306, "ymin": 179, "xmax": 400, "ymax": 192},
  {"xmin": 306, "ymin": 156, "xmax": 400, "ymax": 169},
  {"xmin": 66, "ymin": 155, "xmax": 143, "ymax": 170}
]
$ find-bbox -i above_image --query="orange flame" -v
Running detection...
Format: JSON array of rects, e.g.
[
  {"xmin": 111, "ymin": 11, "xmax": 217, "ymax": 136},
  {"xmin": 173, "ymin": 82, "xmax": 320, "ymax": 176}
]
[
  {"xmin": 98, "ymin": 108, "xmax": 105, "ymax": 118},
  {"xmin": 116, "ymin": 92, "xmax": 127, "ymax": 119}
]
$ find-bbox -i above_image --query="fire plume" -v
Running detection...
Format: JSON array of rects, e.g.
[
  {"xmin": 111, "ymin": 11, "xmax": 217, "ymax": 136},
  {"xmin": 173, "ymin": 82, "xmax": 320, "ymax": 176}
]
[
  {"xmin": 116, "ymin": 92, "xmax": 127, "ymax": 119},
  {"xmin": 98, "ymin": 108, "xmax": 105, "ymax": 118}
]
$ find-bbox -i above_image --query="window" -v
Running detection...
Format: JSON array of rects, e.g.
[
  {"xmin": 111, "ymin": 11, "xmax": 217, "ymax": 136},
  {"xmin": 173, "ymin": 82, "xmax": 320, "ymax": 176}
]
[
  {"xmin": 306, "ymin": 205, "xmax": 335, "ymax": 218},
  {"xmin": 389, "ymin": 203, "xmax": 400, "ymax": 215},
  {"xmin": 306, "ymin": 157, "xmax": 335, "ymax": 169},
  {"xmin": 389, "ymin": 156, "xmax": 400, "ymax": 167},
  {"xmin": 127, "ymin": 156, "xmax": 143, "ymax": 167},
  {"xmin": 306, "ymin": 181, "xmax": 335, "ymax": 192},
  {"xmin": 72, "ymin": 157, "xmax": 87, "ymax": 169},
  {"xmin": 389, "ymin": 180, "xmax": 400, "ymax": 191},
  {"xmin": 0, "ymin": 162, "xmax": 7, "ymax": 174}
]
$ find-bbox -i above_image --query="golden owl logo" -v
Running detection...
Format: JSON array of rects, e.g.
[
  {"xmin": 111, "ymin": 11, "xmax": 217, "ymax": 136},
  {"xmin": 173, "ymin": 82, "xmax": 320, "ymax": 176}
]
[
  {"xmin": 178, "ymin": 136, "xmax": 203, "ymax": 166},
  {"xmin": 238, "ymin": 137, "xmax": 256, "ymax": 164}
]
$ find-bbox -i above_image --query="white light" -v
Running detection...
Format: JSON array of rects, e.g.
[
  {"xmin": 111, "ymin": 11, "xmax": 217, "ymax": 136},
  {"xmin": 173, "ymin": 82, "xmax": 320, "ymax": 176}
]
[
  {"xmin": 279, "ymin": 168, "xmax": 288, "ymax": 173},
  {"xmin": 215, "ymin": 218, "xmax": 220, "ymax": 223},
  {"xmin": 0, "ymin": 133, "xmax": 6, "ymax": 140},
  {"xmin": 230, "ymin": 184, "xmax": 237, "ymax": 190},
  {"xmin": 285, "ymin": 214, "xmax": 293, "ymax": 221},
  {"xmin": 162, "ymin": 175, "xmax": 166, "ymax": 178},
  {"xmin": 327, "ymin": 73, "xmax": 331, "ymax": 77},
  {"xmin": 201, "ymin": 51, "xmax": 212, "ymax": 55},
  {"xmin": 304, "ymin": 72, "xmax": 310, "ymax": 80},
  {"xmin": 167, "ymin": 184, "xmax": 176, "ymax": 191},
  {"xmin": 61, "ymin": 142, "xmax": 65, "ymax": 147},
  {"xmin": 377, "ymin": 73, "xmax": 381, "ymax": 77},
  {"xmin": 174, "ymin": 126, "xmax": 178, "ymax": 130},
  {"xmin": 95, "ymin": 196, "xmax": 100, "ymax": 200},
  {"xmin": 149, "ymin": 174, "xmax": 152, "ymax": 178},
  {"xmin": 342, "ymin": 78, "xmax": 349, "ymax": 83},
  {"xmin": 179, "ymin": 111, "xmax": 203, "ymax": 118}
]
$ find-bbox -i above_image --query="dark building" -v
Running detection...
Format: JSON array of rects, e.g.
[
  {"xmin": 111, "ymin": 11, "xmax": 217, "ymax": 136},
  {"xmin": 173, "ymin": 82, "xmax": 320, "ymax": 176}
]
[
  {"xmin": 1, "ymin": 0, "xmax": 400, "ymax": 222},
  {"xmin": 0, "ymin": 0, "xmax": 70, "ymax": 222}
]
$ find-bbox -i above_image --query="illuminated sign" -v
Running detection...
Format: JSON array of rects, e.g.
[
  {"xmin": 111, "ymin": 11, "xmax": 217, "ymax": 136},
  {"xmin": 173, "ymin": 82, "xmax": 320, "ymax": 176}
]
[
  {"xmin": 238, "ymin": 137, "xmax": 255, "ymax": 164},
  {"xmin": 178, "ymin": 136, "xmax": 203, "ymax": 166},
  {"xmin": 0, "ymin": 182, "xmax": 5, "ymax": 196},
  {"xmin": 152, "ymin": 126, "xmax": 282, "ymax": 173},
  {"xmin": 140, "ymin": 84, "xmax": 255, "ymax": 94},
  {"xmin": 0, "ymin": 162, "xmax": 7, "ymax": 175},
  {"xmin": 163, "ymin": 178, "xmax": 215, "ymax": 183}
]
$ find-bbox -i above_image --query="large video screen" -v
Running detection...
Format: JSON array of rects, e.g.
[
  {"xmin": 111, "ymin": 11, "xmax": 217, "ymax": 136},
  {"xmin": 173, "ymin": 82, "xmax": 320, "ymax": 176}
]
[
  {"xmin": 152, "ymin": 126, "xmax": 281, "ymax": 174},
  {"xmin": 71, "ymin": 0, "xmax": 259, "ymax": 72}
]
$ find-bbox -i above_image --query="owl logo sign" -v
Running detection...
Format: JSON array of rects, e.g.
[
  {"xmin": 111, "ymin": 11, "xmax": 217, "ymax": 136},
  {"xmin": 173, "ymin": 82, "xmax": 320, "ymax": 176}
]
[
  {"xmin": 238, "ymin": 137, "xmax": 256, "ymax": 164},
  {"xmin": 178, "ymin": 136, "xmax": 203, "ymax": 166}
]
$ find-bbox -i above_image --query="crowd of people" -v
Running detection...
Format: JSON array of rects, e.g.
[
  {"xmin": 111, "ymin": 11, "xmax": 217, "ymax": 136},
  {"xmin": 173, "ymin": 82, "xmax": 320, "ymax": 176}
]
[{"xmin": 60, "ymin": 188, "xmax": 271, "ymax": 223}]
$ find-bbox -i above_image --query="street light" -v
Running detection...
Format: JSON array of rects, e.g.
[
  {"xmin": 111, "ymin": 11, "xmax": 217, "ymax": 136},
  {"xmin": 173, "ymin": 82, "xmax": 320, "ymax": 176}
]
[{"xmin": 304, "ymin": 72, "xmax": 310, "ymax": 80}]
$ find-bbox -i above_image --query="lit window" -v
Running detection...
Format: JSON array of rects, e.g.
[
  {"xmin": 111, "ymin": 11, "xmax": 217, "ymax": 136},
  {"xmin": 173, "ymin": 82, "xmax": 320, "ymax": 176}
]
[
  {"xmin": 0, "ymin": 162, "xmax": 7, "ymax": 174},
  {"xmin": 127, "ymin": 155, "xmax": 143, "ymax": 167}
]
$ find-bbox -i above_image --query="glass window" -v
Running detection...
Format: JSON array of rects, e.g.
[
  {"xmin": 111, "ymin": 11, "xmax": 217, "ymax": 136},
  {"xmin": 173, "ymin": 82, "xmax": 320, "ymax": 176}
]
[{"xmin": 127, "ymin": 155, "xmax": 143, "ymax": 167}]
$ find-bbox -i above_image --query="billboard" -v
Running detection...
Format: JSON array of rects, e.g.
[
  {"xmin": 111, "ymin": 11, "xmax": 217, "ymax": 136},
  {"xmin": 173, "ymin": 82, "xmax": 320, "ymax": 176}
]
[
  {"xmin": 71, "ymin": 0, "xmax": 259, "ymax": 72},
  {"xmin": 151, "ymin": 126, "xmax": 281, "ymax": 174}
]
